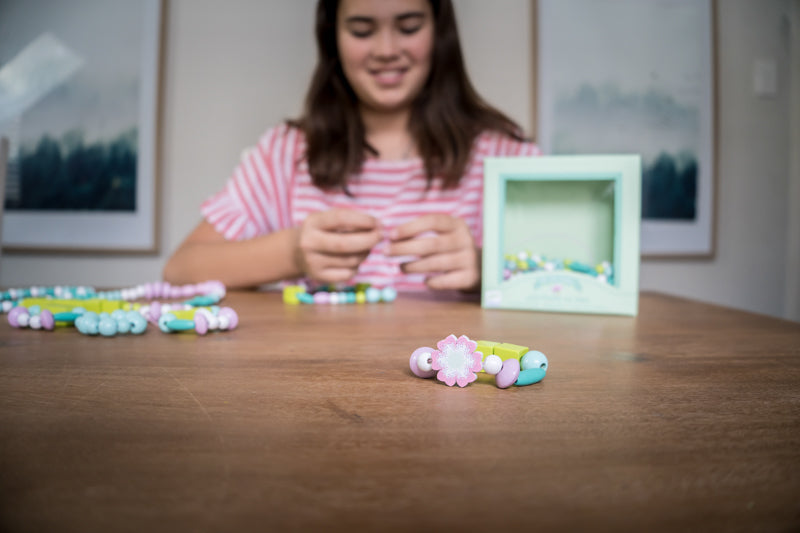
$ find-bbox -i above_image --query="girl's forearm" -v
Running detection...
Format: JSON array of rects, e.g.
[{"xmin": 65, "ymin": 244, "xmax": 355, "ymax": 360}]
[{"xmin": 163, "ymin": 228, "xmax": 301, "ymax": 289}]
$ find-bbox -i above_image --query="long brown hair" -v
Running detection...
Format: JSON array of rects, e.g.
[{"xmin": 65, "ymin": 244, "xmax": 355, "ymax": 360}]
[{"xmin": 291, "ymin": 0, "xmax": 525, "ymax": 192}]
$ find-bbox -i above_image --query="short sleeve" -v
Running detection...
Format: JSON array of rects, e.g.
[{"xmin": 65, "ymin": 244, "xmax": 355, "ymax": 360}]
[
  {"xmin": 201, "ymin": 124, "xmax": 300, "ymax": 240},
  {"xmin": 483, "ymin": 131, "xmax": 542, "ymax": 158}
]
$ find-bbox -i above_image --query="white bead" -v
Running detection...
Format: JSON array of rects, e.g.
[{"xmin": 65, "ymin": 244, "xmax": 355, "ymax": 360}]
[
  {"xmin": 17, "ymin": 313, "xmax": 30, "ymax": 327},
  {"xmin": 29, "ymin": 315, "xmax": 42, "ymax": 329},
  {"xmin": 135, "ymin": 286, "xmax": 146, "ymax": 298},
  {"xmin": 416, "ymin": 351, "xmax": 433, "ymax": 372},
  {"xmin": 2, "ymin": 301, "xmax": 13, "ymax": 312},
  {"xmin": 218, "ymin": 315, "xmax": 230, "ymax": 330},
  {"xmin": 483, "ymin": 354, "xmax": 503, "ymax": 375},
  {"xmin": 207, "ymin": 316, "xmax": 220, "ymax": 330},
  {"xmin": 162, "ymin": 304, "xmax": 171, "ymax": 312},
  {"xmin": 31, "ymin": 287, "xmax": 40, "ymax": 297}
]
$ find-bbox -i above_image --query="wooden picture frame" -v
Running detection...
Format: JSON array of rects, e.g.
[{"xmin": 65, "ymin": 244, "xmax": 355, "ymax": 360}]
[
  {"xmin": 532, "ymin": 0, "xmax": 717, "ymax": 258},
  {"xmin": 0, "ymin": 0, "xmax": 163, "ymax": 253}
]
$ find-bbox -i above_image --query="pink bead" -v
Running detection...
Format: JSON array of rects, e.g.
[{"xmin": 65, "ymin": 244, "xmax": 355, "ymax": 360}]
[
  {"xmin": 313, "ymin": 292, "xmax": 330, "ymax": 304},
  {"xmin": 495, "ymin": 358, "xmax": 521, "ymax": 389},
  {"xmin": 181, "ymin": 285, "xmax": 196, "ymax": 297},
  {"xmin": 409, "ymin": 347, "xmax": 437, "ymax": 378},
  {"xmin": 7, "ymin": 306, "xmax": 27, "ymax": 328},
  {"xmin": 205, "ymin": 281, "xmax": 226, "ymax": 297},
  {"xmin": 194, "ymin": 313, "xmax": 208, "ymax": 335},
  {"xmin": 219, "ymin": 307, "xmax": 238, "ymax": 330},
  {"xmin": 40, "ymin": 309, "xmax": 55, "ymax": 331},
  {"xmin": 158, "ymin": 282, "xmax": 170, "ymax": 298},
  {"xmin": 148, "ymin": 302, "xmax": 162, "ymax": 324}
]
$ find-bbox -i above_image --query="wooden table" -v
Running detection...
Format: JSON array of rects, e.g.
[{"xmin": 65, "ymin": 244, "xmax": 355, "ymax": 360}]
[{"xmin": 0, "ymin": 291, "xmax": 798, "ymax": 532}]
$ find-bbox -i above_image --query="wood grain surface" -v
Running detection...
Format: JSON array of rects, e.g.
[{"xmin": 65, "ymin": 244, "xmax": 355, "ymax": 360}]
[{"xmin": 0, "ymin": 291, "xmax": 798, "ymax": 532}]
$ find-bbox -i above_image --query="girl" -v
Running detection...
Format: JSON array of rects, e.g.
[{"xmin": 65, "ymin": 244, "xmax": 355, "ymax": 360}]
[{"xmin": 163, "ymin": 0, "xmax": 539, "ymax": 291}]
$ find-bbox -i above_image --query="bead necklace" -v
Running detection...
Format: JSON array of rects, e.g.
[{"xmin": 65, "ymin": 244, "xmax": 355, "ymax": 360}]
[
  {"xmin": 283, "ymin": 283, "xmax": 397, "ymax": 305},
  {"xmin": 3, "ymin": 280, "xmax": 236, "ymax": 337},
  {"xmin": 503, "ymin": 252, "xmax": 614, "ymax": 284}
]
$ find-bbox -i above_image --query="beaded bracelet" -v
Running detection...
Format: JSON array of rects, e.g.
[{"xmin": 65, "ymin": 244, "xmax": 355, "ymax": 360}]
[
  {"xmin": 283, "ymin": 283, "xmax": 397, "ymax": 305},
  {"xmin": 409, "ymin": 334, "xmax": 548, "ymax": 389},
  {"xmin": 503, "ymin": 252, "xmax": 614, "ymax": 284}
]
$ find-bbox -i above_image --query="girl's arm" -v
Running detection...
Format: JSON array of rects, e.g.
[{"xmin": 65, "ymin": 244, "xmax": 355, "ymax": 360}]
[
  {"xmin": 162, "ymin": 220, "xmax": 302, "ymax": 289},
  {"xmin": 163, "ymin": 208, "xmax": 383, "ymax": 289}
]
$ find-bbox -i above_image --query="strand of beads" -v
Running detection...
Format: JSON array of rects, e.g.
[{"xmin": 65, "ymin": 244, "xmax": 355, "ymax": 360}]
[
  {"xmin": 74, "ymin": 310, "xmax": 149, "ymax": 337},
  {"xmin": 503, "ymin": 252, "xmax": 614, "ymax": 284},
  {"xmin": 1, "ymin": 286, "xmax": 96, "ymax": 312},
  {"xmin": 0, "ymin": 281, "xmax": 226, "ymax": 313},
  {"xmin": 157, "ymin": 307, "xmax": 239, "ymax": 335},
  {"xmin": 283, "ymin": 283, "xmax": 397, "ymax": 305},
  {"xmin": 4, "ymin": 280, "xmax": 236, "ymax": 337}
]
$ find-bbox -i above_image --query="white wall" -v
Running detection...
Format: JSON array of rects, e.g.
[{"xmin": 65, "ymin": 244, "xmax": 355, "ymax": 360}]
[{"xmin": 1, "ymin": 0, "xmax": 798, "ymax": 321}]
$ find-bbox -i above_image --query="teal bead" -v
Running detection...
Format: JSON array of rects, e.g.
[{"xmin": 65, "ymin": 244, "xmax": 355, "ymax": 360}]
[
  {"xmin": 185, "ymin": 295, "xmax": 220, "ymax": 307},
  {"xmin": 28, "ymin": 305, "xmax": 41, "ymax": 316},
  {"xmin": 111, "ymin": 310, "xmax": 127, "ymax": 321},
  {"xmin": 297, "ymin": 293, "xmax": 314, "ymax": 304},
  {"xmin": 166, "ymin": 319, "xmax": 195, "ymax": 331},
  {"xmin": 54, "ymin": 312, "xmax": 81, "ymax": 322},
  {"xmin": 567, "ymin": 261, "xmax": 594, "ymax": 275},
  {"xmin": 365, "ymin": 287, "xmax": 381, "ymax": 303},
  {"xmin": 515, "ymin": 368, "xmax": 546, "ymax": 386}
]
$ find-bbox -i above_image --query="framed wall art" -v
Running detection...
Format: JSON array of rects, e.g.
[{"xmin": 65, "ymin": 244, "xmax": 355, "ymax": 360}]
[
  {"xmin": 0, "ymin": 0, "xmax": 163, "ymax": 253},
  {"xmin": 533, "ymin": 0, "xmax": 717, "ymax": 258}
]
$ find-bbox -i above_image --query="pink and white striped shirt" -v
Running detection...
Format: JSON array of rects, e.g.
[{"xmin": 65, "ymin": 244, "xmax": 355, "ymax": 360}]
[{"xmin": 202, "ymin": 123, "xmax": 540, "ymax": 291}]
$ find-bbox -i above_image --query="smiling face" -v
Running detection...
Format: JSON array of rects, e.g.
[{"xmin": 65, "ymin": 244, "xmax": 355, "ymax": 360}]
[{"xmin": 336, "ymin": 0, "xmax": 434, "ymax": 117}]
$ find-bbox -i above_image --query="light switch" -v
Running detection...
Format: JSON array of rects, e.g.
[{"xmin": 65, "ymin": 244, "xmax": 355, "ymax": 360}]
[{"xmin": 753, "ymin": 58, "xmax": 778, "ymax": 98}]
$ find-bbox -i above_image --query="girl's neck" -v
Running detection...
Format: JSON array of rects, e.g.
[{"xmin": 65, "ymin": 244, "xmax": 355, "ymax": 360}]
[{"xmin": 360, "ymin": 107, "xmax": 416, "ymax": 161}]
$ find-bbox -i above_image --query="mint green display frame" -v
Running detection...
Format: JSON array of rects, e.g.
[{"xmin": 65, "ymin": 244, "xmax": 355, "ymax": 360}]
[{"xmin": 482, "ymin": 155, "xmax": 641, "ymax": 316}]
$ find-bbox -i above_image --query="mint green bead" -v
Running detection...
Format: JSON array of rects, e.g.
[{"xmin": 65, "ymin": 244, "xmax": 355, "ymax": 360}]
[
  {"xmin": 98, "ymin": 317, "xmax": 117, "ymax": 336},
  {"xmin": 129, "ymin": 314, "xmax": 147, "ymax": 334},
  {"xmin": 116, "ymin": 318, "xmax": 131, "ymax": 334}
]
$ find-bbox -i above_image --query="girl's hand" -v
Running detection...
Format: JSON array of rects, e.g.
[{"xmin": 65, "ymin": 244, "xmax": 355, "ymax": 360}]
[
  {"xmin": 295, "ymin": 208, "xmax": 383, "ymax": 284},
  {"xmin": 387, "ymin": 214, "xmax": 481, "ymax": 291}
]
